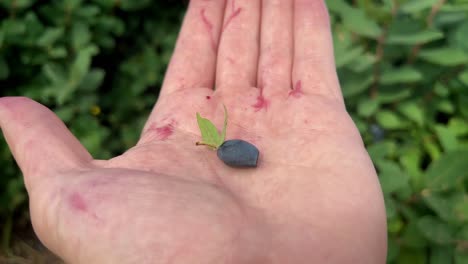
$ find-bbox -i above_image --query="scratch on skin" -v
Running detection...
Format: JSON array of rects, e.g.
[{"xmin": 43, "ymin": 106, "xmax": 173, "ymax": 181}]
[
  {"xmin": 146, "ymin": 120, "xmax": 176, "ymax": 141},
  {"xmin": 69, "ymin": 191, "xmax": 100, "ymax": 220},
  {"xmin": 69, "ymin": 192, "xmax": 87, "ymax": 212},
  {"xmin": 252, "ymin": 84, "xmax": 269, "ymax": 112},
  {"xmin": 223, "ymin": 0, "xmax": 243, "ymax": 31},
  {"xmin": 289, "ymin": 80, "xmax": 304, "ymax": 98},
  {"xmin": 200, "ymin": 8, "xmax": 217, "ymax": 52}
]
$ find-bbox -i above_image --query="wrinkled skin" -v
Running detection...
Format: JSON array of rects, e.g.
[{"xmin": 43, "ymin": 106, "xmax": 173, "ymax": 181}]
[{"xmin": 0, "ymin": 1, "xmax": 387, "ymax": 263}]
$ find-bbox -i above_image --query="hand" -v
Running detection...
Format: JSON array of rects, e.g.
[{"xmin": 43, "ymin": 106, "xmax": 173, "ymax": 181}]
[{"xmin": 0, "ymin": 1, "xmax": 387, "ymax": 263}]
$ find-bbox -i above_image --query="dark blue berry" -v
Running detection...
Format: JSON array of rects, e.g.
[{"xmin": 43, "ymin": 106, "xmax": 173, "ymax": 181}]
[
  {"xmin": 217, "ymin": 140, "xmax": 259, "ymax": 168},
  {"xmin": 370, "ymin": 123, "xmax": 385, "ymax": 142}
]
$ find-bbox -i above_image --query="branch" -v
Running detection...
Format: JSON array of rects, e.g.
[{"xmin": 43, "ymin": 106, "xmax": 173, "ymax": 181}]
[{"xmin": 407, "ymin": 0, "xmax": 447, "ymax": 64}]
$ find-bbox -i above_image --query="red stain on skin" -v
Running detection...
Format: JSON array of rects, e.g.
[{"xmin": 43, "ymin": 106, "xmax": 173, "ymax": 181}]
[
  {"xmin": 147, "ymin": 120, "xmax": 176, "ymax": 141},
  {"xmin": 252, "ymin": 83, "xmax": 269, "ymax": 112},
  {"xmin": 252, "ymin": 95, "xmax": 269, "ymax": 112},
  {"xmin": 206, "ymin": 95, "xmax": 211, "ymax": 100},
  {"xmin": 200, "ymin": 9, "xmax": 217, "ymax": 52},
  {"xmin": 289, "ymin": 80, "xmax": 304, "ymax": 98},
  {"xmin": 69, "ymin": 192, "xmax": 87, "ymax": 212},
  {"xmin": 223, "ymin": 0, "xmax": 242, "ymax": 31},
  {"xmin": 227, "ymin": 57, "xmax": 235, "ymax": 64}
]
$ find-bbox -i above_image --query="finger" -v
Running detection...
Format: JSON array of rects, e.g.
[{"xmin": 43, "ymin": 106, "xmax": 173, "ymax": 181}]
[
  {"xmin": 0, "ymin": 97, "xmax": 92, "ymax": 191},
  {"xmin": 216, "ymin": 0, "xmax": 261, "ymax": 92},
  {"xmin": 257, "ymin": 0, "xmax": 293, "ymax": 97},
  {"xmin": 293, "ymin": 0, "xmax": 343, "ymax": 102},
  {"xmin": 160, "ymin": 0, "xmax": 227, "ymax": 96}
]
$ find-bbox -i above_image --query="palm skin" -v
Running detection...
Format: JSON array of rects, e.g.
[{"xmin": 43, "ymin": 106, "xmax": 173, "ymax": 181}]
[{"xmin": 0, "ymin": 1, "xmax": 387, "ymax": 263}]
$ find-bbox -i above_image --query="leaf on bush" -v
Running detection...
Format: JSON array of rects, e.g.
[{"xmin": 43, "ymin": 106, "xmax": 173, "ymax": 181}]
[
  {"xmin": 401, "ymin": 0, "xmax": 440, "ymax": 13},
  {"xmin": 419, "ymin": 48, "xmax": 468, "ymax": 66},
  {"xmin": 381, "ymin": 67, "xmax": 423, "ymax": 85},
  {"xmin": 376, "ymin": 160, "xmax": 409, "ymax": 194},
  {"xmin": 387, "ymin": 29, "xmax": 443, "ymax": 45},
  {"xmin": 430, "ymin": 246, "xmax": 454, "ymax": 264},
  {"xmin": 335, "ymin": 46, "xmax": 364, "ymax": 68},
  {"xmin": 425, "ymin": 150, "xmax": 468, "ymax": 190},
  {"xmin": 398, "ymin": 101, "xmax": 425, "ymax": 126},
  {"xmin": 397, "ymin": 248, "xmax": 427, "ymax": 264},
  {"xmin": 376, "ymin": 111, "xmax": 407, "ymax": 129},
  {"xmin": 342, "ymin": 8, "xmax": 382, "ymax": 38},
  {"xmin": 37, "ymin": 27, "xmax": 64, "ymax": 47},
  {"xmin": 435, "ymin": 125, "xmax": 459, "ymax": 152},
  {"xmin": 417, "ymin": 215, "xmax": 453, "ymax": 244},
  {"xmin": 434, "ymin": 82, "xmax": 450, "ymax": 97},
  {"xmin": 401, "ymin": 221, "xmax": 428, "ymax": 249},
  {"xmin": 422, "ymin": 192, "xmax": 456, "ymax": 222},
  {"xmin": 448, "ymin": 118, "xmax": 468, "ymax": 136},
  {"xmin": 399, "ymin": 147, "xmax": 423, "ymax": 189},
  {"xmin": 342, "ymin": 72, "xmax": 373, "ymax": 97},
  {"xmin": 368, "ymin": 140, "xmax": 397, "ymax": 161},
  {"xmin": 436, "ymin": 99, "xmax": 455, "ymax": 114},
  {"xmin": 357, "ymin": 98, "xmax": 379, "ymax": 118}
]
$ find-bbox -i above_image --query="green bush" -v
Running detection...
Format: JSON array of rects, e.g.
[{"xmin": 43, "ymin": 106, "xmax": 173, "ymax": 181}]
[{"xmin": 1, "ymin": 0, "xmax": 468, "ymax": 262}]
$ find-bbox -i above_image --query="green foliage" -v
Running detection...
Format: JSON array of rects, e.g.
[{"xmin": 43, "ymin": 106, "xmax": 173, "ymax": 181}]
[
  {"xmin": 329, "ymin": 0, "xmax": 468, "ymax": 262},
  {"xmin": 0, "ymin": 0, "xmax": 467, "ymax": 262},
  {"xmin": 0, "ymin": 0, "xmax": 184, "ymax": 254}
]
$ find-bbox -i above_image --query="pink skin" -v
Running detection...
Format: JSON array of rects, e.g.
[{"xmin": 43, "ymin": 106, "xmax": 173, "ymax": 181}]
[
  {"xmin": 200, "ymin": 9, "xmax": 217, "ymax": 52},
  {"xmin": 223, "ymin": 0, "xmax": 242, "ymax": 31},
  {"xmin": 289, "ymin": 80, "xmax": 304, "ymax": 98}
]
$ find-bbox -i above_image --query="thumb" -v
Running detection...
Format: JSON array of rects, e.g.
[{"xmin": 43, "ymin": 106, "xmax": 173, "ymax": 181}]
[{"xmin": 0, "ymin": 97, "xmax": 93, "ymax": 191}]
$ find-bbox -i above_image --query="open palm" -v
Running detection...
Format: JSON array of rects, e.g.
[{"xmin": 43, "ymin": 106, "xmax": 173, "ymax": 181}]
[{"xmin": 0, "ymin": 1, "xmax": 387, "ymax": 263}]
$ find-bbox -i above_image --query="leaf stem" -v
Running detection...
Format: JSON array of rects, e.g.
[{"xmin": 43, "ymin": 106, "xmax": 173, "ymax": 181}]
[{"xmin": 196, "ymin": 141, "xmax": 219, "ymax": 149}]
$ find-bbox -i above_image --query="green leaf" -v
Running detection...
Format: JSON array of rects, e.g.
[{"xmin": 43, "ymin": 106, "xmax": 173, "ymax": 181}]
[
  {"xmin": 417, "ymin": 215, "xmax": 453, "ymax": 244},
  {"xmin": 430, "ymin": 246, "xmax": 454, "ymax": 264},
  {"xmin": 459, "ymin": 70, "xmax": 468, "ymax": 86},
  {"xmin": 401, "ymin": 0, "xmax": 440, "ymax": 13},
  {"xmin": 398, "ymin": 101, "xmax": 425, "ymax": 126},
  {"xmin": 380, "ymin": 67, "xmax": 423, "ymax": 85},
  {"xmin": 398, "ymin": 248, "xmax": 427, "ymax": 264},
  {"xmin": 376, "ymin": 160, "xmax": 409, "ymax": 194},
  {"xmin": 368, "ymin": 140, "xmax": 397, "ymax": 161},
  {"xmin": 341, "ymin": 73, "xmax": 373, "ymax": 97},
  {"xmin": 419, "ymin": 48, "xmax": 468, "ymax": 66},
  {"xmin": 434, "ymin": 82, "xmax": 450, "ymax": 97},
  {"xmin": 448, "ymin": 118, "xmax": 468, "ymax": 136},
  {"xmin": 387, "ymin": 29, "xmax": 443, "ymax": 45},
  {"xmin": 357, "ymin": 98, "xmax": 379, "ymax": 118},
  {"xmin": 37, "ymin": 27, "xmax": 64, "ymax": 47},
  {"xmin": 196, "ymin": 113, "xmax": 223, "ymax": 149},
  {"xmin": 425, "ymin": 150, "xmax": 468, "ymax": 190},
  {"xmin": 434, "ymin": 125, "xmax": 459, "ymax": 152},
  {"xmin": 342, "ymin": 8, "xmax": 382, "ymax": 38},
  {"xmin": 422, "ymin": 192, "xmax": 456, "ymax": 222},
  {"xmin": 401, "ymin": 220, "xmax": 428, "ymax": 249},
  {"xmin": 376, "ymin": 111, "xmax": 407, "ymax": 129},
  {"xmin": 400, "ymin": 147, "xmax": 423, "ymax": 189}
]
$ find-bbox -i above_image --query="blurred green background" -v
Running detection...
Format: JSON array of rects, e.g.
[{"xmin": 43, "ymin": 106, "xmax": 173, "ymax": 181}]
[{"xmin": 1, "ymin": 0, "xmax": 468, "ymax": 263}]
